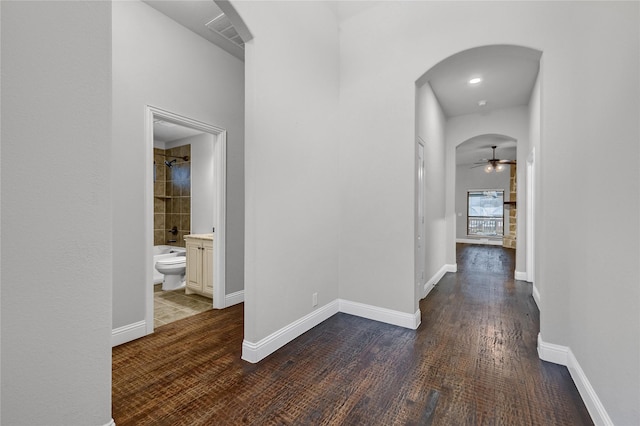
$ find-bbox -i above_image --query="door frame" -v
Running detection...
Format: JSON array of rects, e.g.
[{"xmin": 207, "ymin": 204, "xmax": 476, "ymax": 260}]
[
  {"xmin": 145, "ymin": 106, "xmax": 227, "ymax": 334},
  {"xmin": 416, "ymin": 137, "xmax": 426, "ymax": 293},
  {"xmin": 526, "ymin": 148, "xmax": 535, "ymax": 284}
]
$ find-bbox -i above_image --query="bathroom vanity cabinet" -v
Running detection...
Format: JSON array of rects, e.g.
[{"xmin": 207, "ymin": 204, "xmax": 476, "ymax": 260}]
[{"xmin": 184, "ymin": 234, "xmax": 214, "ymax": 299}]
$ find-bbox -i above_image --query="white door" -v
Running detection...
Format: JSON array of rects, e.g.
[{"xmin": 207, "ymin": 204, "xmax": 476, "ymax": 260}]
[{"xmin": 417, "ymin": 140, "xmax": 426, "ymax": 287}]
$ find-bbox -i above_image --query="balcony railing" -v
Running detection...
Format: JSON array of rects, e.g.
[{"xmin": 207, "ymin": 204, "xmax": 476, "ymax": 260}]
[{"xmin": 468, "ymin": 217, "xmax": 504, "ymax": 237}]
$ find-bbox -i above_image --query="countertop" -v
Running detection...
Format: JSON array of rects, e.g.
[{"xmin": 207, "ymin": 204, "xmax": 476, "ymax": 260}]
[{"xmin": 184, "ymin": 233, "xmax": 214, "ymax": 241}]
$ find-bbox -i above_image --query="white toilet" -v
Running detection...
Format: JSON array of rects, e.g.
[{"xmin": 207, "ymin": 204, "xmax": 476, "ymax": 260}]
[{"xmin": 154, "ymin": 255, "xmax": 186, "ymax": 291}]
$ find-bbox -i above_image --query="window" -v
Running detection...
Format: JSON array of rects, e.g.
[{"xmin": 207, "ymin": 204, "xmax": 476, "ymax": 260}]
[{"xmin": 467, "ymin": 190, "xmax": 504, "ymax": 236}]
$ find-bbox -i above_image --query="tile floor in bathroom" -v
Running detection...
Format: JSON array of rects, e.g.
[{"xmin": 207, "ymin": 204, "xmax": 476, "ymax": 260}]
[{"xmin": 154, "ymin": 284, "xmax": 212, "ymax": 328}]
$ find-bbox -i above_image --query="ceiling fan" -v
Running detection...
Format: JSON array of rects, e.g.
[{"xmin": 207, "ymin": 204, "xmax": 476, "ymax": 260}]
[{"xmin": 472, "ymin": 145, "xmax": 516, "ymax": 172}]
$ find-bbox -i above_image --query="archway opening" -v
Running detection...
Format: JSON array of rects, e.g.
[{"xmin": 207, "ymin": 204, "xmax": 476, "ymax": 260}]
[{"xmin": 415, "ymin": 44, "xmax": 542, "ymax": 304}]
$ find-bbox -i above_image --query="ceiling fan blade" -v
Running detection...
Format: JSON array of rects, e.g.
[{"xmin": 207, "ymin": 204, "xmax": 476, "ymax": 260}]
[
  {"xmin": 470, "ymin": 164, "xmax": 486, "ymax": 169},
  {"xmin": 497, "ymin": 159, "xmax": 516, "ymax": 164}
]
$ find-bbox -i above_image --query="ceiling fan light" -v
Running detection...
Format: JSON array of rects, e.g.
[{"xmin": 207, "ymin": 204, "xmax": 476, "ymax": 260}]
[
  {"xmin": 484, "ymin": 164, "xmax": 493, "ymax": 173},
  {"xmin": 496, "ymin": 164, "xmax": 505, "ymax": 172}
]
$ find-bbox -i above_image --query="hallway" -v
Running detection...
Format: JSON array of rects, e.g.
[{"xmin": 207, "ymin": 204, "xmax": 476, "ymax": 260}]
[{"xmin": 112, "ymin": 244, "xmax": 592, "ymax": 425}]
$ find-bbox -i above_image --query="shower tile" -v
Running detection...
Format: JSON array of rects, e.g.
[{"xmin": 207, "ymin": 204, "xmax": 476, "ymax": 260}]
[
  {"xmin": 156, "ymin": 162, "xmax": 166, "ymax": 181},
  {"xmin": 179, "ymin": 198, "xmax": 190, "ymax": 214},
  {"xmin": 154, "ymin": 198, "xmax": 165, "ymax": 213},
  {"xmin": 154, "ymin": 213, "xmax": 165, "ymax": 230},
  {"xmin": 171, "ymin": 181, "xmax": 181, "ymax": 196},
  {"xmin": 178, "ymin": 145, "xmax": 189, "ymax": 158},
  {"xmin": 183, "ymin": 164, "xmax": 191, "ymax": 180},
  {"xmin": 154, "ymin": 230, "xmax": 165, "ymax": 246},
  {"xmin": 181, "ymin": 214, "xmax": 191, "ymax": 232},
  {"xmin": 153, "ymin": 182, "xmax": 163, "ymax": 197},
  {"xmin": 165, "ymin": 198, "xmax": 174, "ymax": 213}
]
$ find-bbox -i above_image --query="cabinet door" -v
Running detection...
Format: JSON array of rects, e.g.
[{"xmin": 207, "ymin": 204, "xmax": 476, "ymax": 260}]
[
  {"xmin": 186, "ymin": 242, "xmax": 202, "ymax": 291},
  {"xmin": 203, "ymin": 241, "xmax": 214, "ymax": 297}
]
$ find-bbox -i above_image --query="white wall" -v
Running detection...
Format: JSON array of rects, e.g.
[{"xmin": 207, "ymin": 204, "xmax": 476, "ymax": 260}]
[
  {"xmin": 229, "ymin": 1, "xmax": 638, "ymax": 421},
  {"xmin": 455, "ymin": 165, "xmax": 511, "ymax": 240},
  {"xmin": 338, "ymin": 17, "xmax": 417, "ymax": 316},
  {"xmin": 112, "ymin": 0, "xmax": 245, "ymax": 333},
  {"xmin": 232, "ymin": 1, "xmax": 340, "ymax": 344},
  {"xmin": 1, "ymin": 2, "xmax": 112, "ymax": 424},
  {"xmin": 336, "ymin": 2, "xmax": 639, "ymax": 424},
  {"xmin": 528, "ymin": 67, "xmax": 542, "ymax": 288},
  {"xmin": 415, "ymin": 82, "xmax": 447, "ymax": 307},
  {"xmin": 189, "ymin": 134, "xmax": 215, "ymax": 234},
  {"xmin": 165, "ymin": 133, "xmax": 215, "ymax": 235}
]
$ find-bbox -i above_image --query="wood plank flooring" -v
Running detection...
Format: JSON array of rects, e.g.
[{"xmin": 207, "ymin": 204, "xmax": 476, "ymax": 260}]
[{"xmin": 112, "ymin": 244, "xmax": 593, "ymax": 425}]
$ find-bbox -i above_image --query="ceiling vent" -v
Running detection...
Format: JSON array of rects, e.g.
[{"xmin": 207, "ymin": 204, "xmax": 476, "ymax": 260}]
[{"xmin": 205, "ymin": 13, "xmax": 244, "ymax": 49}]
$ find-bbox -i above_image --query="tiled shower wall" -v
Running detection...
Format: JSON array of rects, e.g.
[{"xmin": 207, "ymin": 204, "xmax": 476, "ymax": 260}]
[{"xmin": 154, "ymin": 145, "xmax": 191, "ymax": 247}]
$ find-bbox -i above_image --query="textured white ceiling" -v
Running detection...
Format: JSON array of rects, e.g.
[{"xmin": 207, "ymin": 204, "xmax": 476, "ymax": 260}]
[
  {"xmin": 426, "ymin": 45, "xmax": 540, "ymax": 167},
  {"xmin": 325, "ymin": 1, "xmax": 381, "ymax": 23},
  {"xmin": 143, "ymin": 4, "xmax": 539, "ymax": 168},
  {"xmin": 154, "ymin": 121, "xmax": 204, "ymax": 144},
  {"xmin": 427, "ymin": 45, "xmax": 541, "ymax": 118},
  {"xmin": 456, "ymin": 135, "xmax": 517, "ymax": 167}
]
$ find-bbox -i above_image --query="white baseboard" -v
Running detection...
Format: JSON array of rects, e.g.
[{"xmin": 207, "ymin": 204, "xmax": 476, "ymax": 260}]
[
  {"xmin": 532, "ymin": 283, "xmax": 541, "ymax": 309},
  {"xmin": 422, "ymin": 264, "xmax": 457, "ymax": 299},
  {"xmin": 102, "ymin": 419, "xmax": 116, "ymax": 426},
  {"xmin": 514, "ymin": 271, "xmax": 527, "ymax": 281},
  {"xmin": 242, "ymin": 298, "xmax": 422, "ymax": 364},
  {"xmin": 242, "ymin": 300, "xmax": 340, "ymax": 363},
  {"xmin": 456, "ymin": 237, "xmax": 503, "ymax": 246},
  {"xmin": 566, "ymin": 349, "xmax": 614, "ymax": 426},
  {"xmin": 112, "ymin": 320, "xmax": 147, "ymax": 347},
  {"xmin": 537, "ymin": 333, "xmax": 568, "ymax": 365},
  {"xmin": 537, "ymin": 334, "xmax": 612, "ymax": 425},
  {"xmin": 339, "ymin": 299, "xmax": 421, "ymax": 330},
  {"xmin": 225, "ymin": 290, "xmax": 244, "ymax": 307}
]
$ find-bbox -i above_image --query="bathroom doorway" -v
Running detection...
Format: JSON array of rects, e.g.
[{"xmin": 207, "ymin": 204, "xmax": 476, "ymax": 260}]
[{"xmin": 145, "ymin": 106, "xmax": 227, "ymax": 332}]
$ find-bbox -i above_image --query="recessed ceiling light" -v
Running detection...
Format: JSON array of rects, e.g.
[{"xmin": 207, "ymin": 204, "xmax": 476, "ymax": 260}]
[
  {"xmin": 478, "ymin": 100, "xmax": 488, "ymax": 107},
  {"xmin": 469, "ymin": 77, "xmax": 482, "ymax": 85}
]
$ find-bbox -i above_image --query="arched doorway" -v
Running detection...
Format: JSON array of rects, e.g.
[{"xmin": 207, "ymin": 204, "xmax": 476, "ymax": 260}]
[{"xmin": 415, "ymin": 44, "xmax": 542, "ymax": 296}]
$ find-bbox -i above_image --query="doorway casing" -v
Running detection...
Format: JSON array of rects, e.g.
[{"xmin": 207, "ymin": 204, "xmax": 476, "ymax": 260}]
[{"xmin": 145, "ymin": 105, "xmax": 227, "ymax": 334}]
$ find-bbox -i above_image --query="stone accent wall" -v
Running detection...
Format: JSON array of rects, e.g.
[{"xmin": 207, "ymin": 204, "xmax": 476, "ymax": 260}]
[
  {"xmin": 153, "ymin": 145, "xmax": 191, "ymax": 247},
  {"xmin": 503, "ymin": 164, "xmax": 517, "ymax": 249}
]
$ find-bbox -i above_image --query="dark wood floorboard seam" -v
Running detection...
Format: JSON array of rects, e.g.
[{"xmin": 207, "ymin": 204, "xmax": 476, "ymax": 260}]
[{"xmin": 113, "ymin": 244, "xmax": 593, "ymax": 425}]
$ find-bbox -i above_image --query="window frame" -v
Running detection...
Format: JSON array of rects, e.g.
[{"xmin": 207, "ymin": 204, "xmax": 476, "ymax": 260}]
[{"xmin": 466, "ymin": 189, "xmax": 505, "ymax": 237}]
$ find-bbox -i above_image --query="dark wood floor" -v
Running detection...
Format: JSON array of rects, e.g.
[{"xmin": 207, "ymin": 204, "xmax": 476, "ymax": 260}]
[{"xmin": 112, "ymin": 244, "xmax": 593, "ymax": 425}]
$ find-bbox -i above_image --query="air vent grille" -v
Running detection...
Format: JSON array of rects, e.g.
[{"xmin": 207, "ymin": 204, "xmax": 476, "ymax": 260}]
[{"xmin": 205, "ymin": 14, "xmax": 244, "ymax": 49}]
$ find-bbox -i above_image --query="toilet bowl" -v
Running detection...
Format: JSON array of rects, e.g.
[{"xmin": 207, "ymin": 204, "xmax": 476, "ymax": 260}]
[{"xmin": 154, "ymin": 255, "xmax": 186, "ymax": 291}]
